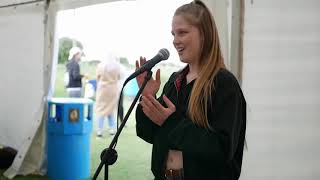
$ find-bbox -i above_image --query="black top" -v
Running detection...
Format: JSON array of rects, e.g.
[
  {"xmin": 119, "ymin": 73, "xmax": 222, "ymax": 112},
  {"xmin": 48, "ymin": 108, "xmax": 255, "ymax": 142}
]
[
  {"xmin": 66, "ymin": 59, "xmax": 83, "ymax": 88},
  {"xmin": 136, "ymin": 67, "xmax": 246, "ymax": 180}
]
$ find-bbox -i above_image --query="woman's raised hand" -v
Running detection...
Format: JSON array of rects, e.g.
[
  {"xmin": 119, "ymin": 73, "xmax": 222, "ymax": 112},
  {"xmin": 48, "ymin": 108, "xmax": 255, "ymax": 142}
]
[
  {"xmin": 135, "ymin": 56, "xmax": 161, "ymax": 96},
  {"xmin": 140, "ymin": 95, "xmax": 176, "ymax": 126}
]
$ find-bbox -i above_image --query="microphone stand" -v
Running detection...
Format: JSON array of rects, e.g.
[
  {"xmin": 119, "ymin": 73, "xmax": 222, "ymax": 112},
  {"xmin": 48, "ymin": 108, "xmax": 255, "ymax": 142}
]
[{"xmin": 92, "ymin": 70, "xmax": 153, "ymax": 180}]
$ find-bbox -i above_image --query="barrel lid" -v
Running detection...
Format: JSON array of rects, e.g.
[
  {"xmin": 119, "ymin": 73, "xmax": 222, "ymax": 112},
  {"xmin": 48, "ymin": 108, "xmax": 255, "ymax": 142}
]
[{"xmin": 48, "ymin": 97, "xmax": 93, "ymax": 104}]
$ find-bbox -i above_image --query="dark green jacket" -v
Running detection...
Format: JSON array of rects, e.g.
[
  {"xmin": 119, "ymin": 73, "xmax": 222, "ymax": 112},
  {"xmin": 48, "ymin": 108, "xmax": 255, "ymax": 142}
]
[{"xmin": 136, "ymin": 68, "xmax": 246, "ymax": 180}]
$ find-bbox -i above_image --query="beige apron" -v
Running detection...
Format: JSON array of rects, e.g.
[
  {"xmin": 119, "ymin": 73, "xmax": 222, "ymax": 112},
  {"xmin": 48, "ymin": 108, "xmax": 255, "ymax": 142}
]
[{"xmin": 95, "ymin": 62, "xmax": 120, "ymax": 117}]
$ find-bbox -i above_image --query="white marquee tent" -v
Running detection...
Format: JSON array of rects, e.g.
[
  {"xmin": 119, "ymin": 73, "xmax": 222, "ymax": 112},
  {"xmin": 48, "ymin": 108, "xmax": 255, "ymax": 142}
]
[
  {"xmin": 0, "ymin": 0, "xmax": 236, "ymax": 178},
  {"xmin": 1, "ymin": 0, "xmax": 319, "ymax": 179}
]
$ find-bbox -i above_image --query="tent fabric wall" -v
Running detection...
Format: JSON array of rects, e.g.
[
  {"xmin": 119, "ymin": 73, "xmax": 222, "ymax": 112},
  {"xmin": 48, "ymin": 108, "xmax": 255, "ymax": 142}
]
[
  {"xmin": 241, "ymin": 0, "xmax": 320, "ymax": 179},
  {"xmin": 203, "ymin": 0, "xmax": 230, "ymax": 67},
  {"xmin": 0, "ymin": 0, "xmax": 40, "ymax": 6},
  {"xmin": 0, "ymin": 0, "xmax": 130, "ymax": 178},
  {"xmin": 0, "ymin": 1, "xmax": 47, "ymax": 178}
]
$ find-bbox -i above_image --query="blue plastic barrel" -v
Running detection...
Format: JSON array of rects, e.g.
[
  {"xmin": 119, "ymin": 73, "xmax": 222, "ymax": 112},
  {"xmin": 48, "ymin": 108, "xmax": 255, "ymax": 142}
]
[{"xmin": 47, "ymin": 98, "xmax": 93, "ymax": 180}]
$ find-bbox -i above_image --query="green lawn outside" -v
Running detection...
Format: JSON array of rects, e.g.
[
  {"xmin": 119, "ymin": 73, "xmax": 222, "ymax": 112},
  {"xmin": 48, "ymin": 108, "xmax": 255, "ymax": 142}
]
[{"xmin": 1, "ymin": 62, "xmax": 181, "ymax": 180}]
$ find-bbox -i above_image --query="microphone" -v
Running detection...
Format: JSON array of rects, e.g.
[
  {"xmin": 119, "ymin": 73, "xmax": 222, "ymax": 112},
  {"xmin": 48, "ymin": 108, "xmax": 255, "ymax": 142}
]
[{"xmin": 125, "ymin": 48, "xmax": 170, "ymax": 82}]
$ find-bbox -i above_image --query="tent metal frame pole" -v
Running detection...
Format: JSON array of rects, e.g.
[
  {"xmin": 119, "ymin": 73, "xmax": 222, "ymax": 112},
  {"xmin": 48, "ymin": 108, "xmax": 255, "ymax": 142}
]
[{"xmin": 0, "ymin": 0, "xmax": 45, "ymax": 9}]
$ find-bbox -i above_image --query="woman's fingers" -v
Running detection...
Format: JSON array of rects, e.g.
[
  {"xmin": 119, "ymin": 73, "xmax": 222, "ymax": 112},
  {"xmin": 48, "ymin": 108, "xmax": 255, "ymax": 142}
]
[
  {"xmin": 146, "ymin": 95, "xmax": 164, "ymax": 112},
  {"xmin": 141, "ymin": 96, "xmax": 154, "ymax": 109},
  {"xmin": 155, "ymin": 69, "xmax": 161, "ymax": 84},
  {"xmin": 139, "ymin": 56, "xmax": 146, "ymax": 66},
  {"xmin": 136, "ymin": 57, "xmax": 147, "ymax": 87},
  {"xmin": 135, "ymin": 60, "xmax": 139, "ymax": 71},
  {"xmin": 145, "ymin": 95, "xmax": 176, "ymax": 115},
  {"xmin": 140, "ymin": 95, "xmax": 176, "ymax": 126},
  {"xmin": 140, "ymin": 96, "xmax": 162, "ymax": 118}
]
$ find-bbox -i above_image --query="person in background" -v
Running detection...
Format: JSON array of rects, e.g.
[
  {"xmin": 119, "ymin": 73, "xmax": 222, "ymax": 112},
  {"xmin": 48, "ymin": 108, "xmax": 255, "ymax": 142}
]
[
  {"xmin": 135, "ymin": 0, "xmax": 246, "ymax": 179},
  {"xmin": 95, "ymin": 53, "xmax": 121, "ymax": 137},
  {"xmin": 66, "ymin": 46, "xmax": 87, "ymax": 97}
]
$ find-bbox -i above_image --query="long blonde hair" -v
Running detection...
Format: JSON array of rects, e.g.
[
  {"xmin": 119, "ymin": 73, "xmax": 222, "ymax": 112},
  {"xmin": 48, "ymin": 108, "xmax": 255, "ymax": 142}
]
[{"xmin": 174, "ymin": 0, "xmax": 225, "ymax": 128}]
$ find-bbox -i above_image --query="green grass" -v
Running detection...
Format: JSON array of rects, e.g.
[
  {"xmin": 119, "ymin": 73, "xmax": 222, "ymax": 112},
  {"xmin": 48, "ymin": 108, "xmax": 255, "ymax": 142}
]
[
  {"xmin": 1, "ymin": 62, "xmax": 181, "ymax": 180},
  {"xmin": 90, "ymin": 119, "xmax": 153, "ymax": 180}
]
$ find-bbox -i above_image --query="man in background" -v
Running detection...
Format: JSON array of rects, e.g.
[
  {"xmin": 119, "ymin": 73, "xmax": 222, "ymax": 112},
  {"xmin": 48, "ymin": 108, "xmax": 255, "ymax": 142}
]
[{"xmin": 66, "ymin": 47, "xmax": 87, "ymax": 97}]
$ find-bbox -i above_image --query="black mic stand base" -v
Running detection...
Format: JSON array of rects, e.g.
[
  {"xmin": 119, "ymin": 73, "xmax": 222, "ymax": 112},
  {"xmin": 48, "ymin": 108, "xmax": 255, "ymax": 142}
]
[{"xmin": 100, "ymin": 148, "xmax": 118, "ymax": 166}]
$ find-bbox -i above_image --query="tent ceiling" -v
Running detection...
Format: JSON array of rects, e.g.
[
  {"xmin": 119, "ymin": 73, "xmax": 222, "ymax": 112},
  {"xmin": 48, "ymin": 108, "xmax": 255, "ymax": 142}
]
[
  {"xmin": 0, "ymin": 0, "xmax": 44, "ymax": 7},
  {"xmin": 54, "ymin": 0, "xmax": 133, "ymax": 11}
]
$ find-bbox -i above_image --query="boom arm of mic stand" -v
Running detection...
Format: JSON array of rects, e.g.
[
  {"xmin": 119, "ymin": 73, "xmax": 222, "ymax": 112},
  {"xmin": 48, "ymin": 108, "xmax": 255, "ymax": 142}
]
[{"xmin": 92, "ymin": 70, "xmax": 153, "ymax": 180}]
